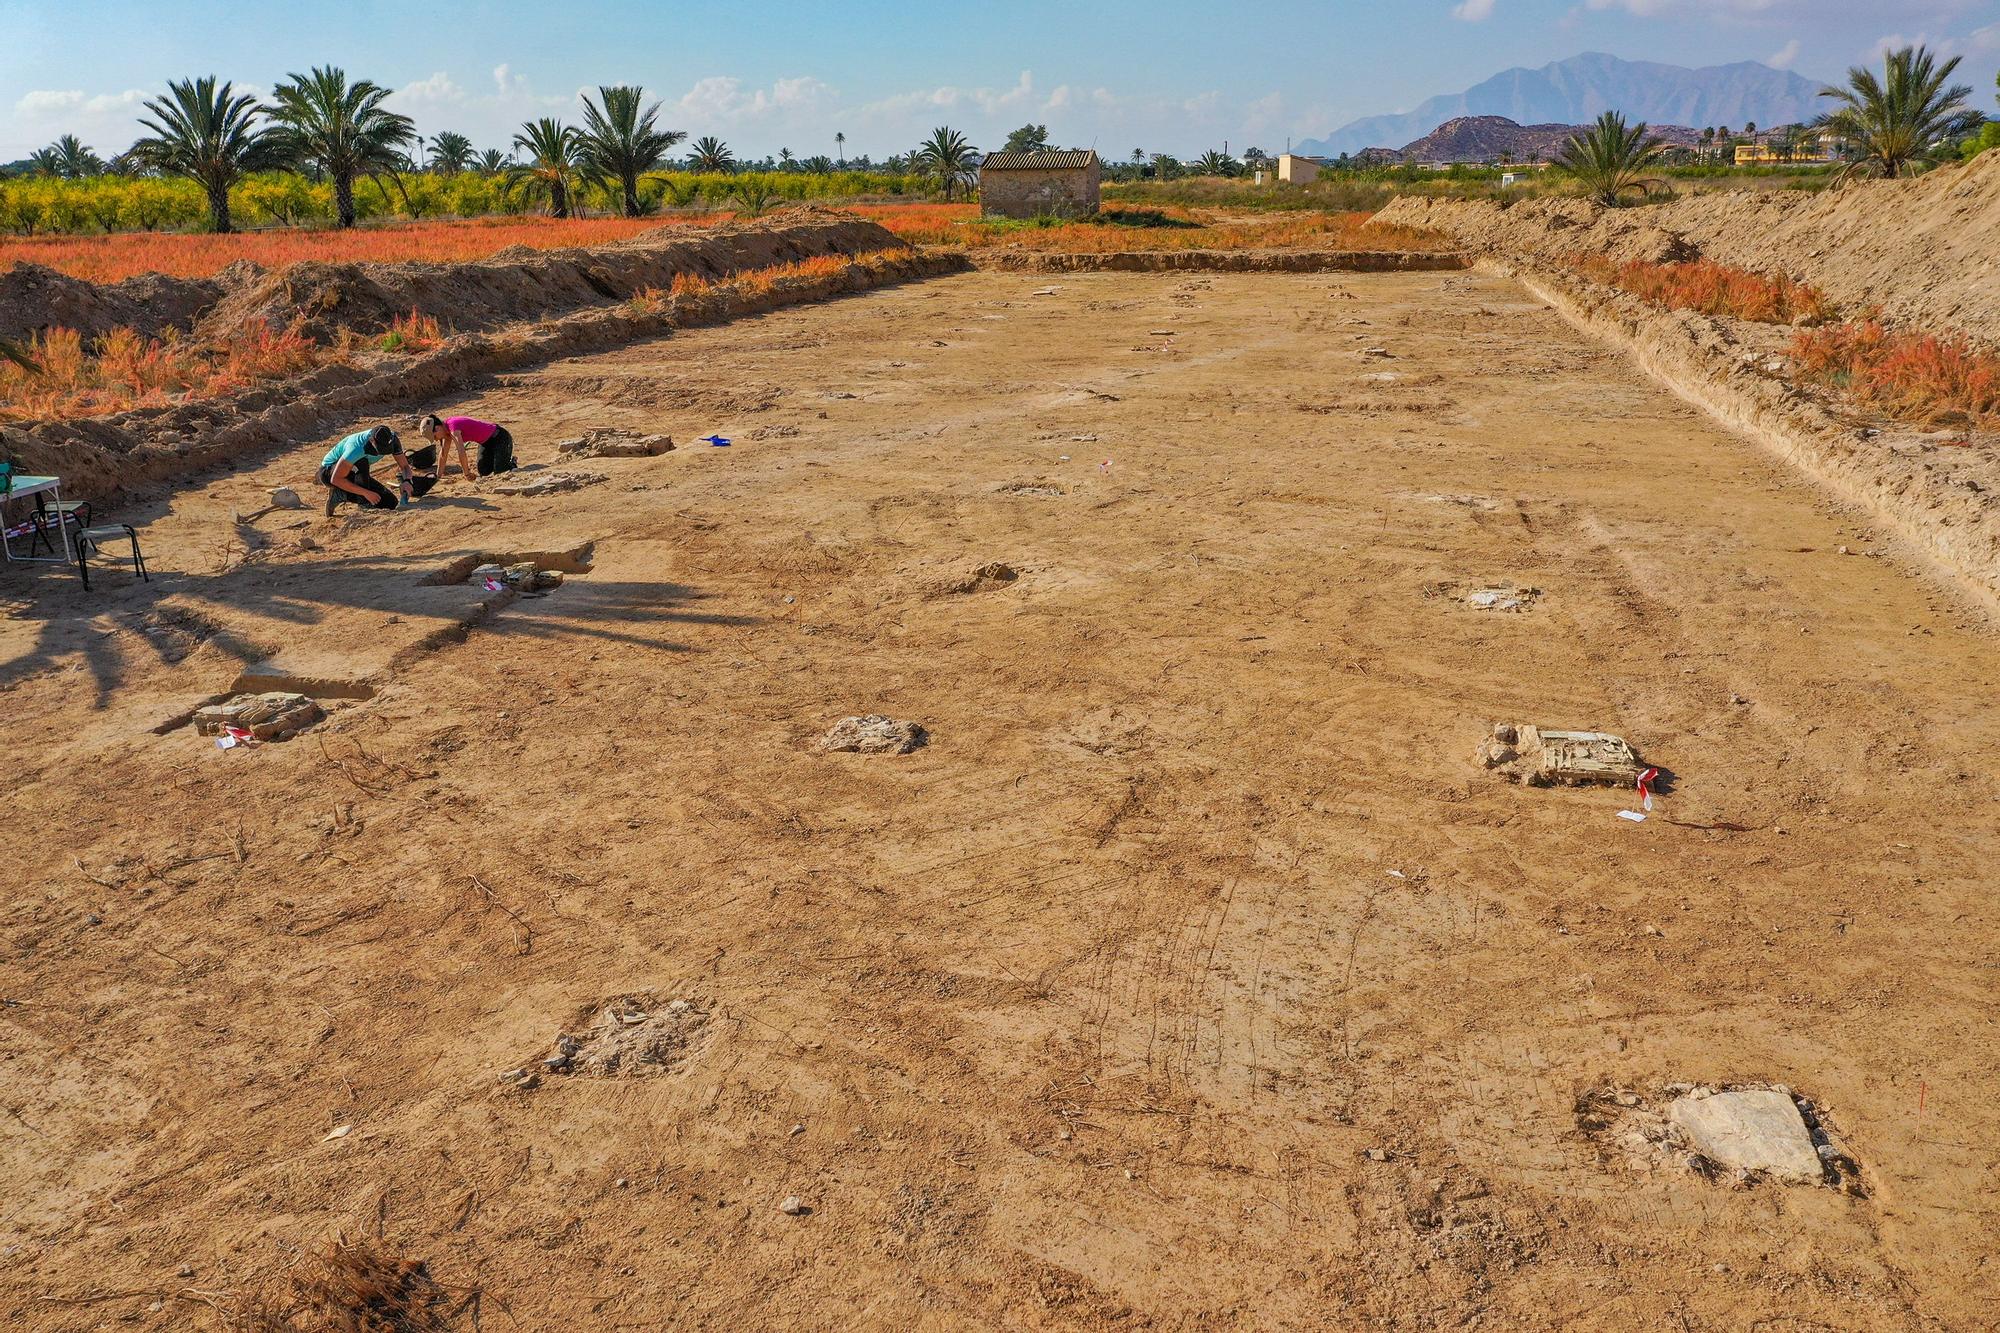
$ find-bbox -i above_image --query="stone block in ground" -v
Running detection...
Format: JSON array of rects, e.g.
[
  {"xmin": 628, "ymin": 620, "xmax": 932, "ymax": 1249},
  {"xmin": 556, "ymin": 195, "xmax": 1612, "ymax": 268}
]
[
  {"xmin": 818, "ymin": 715, "xmax": 928, "ymax": 754},
  {"xmin": 553, "ymin": 429, "xmax": 676, "ymax": 459},
  {"xmin": 1668, "ymin": 1089, "xmax": 1825, "ymax": 1184},
  {"xmin": 1480, "ymin": 723, "xmax": 1642, "ymax": 787},
  {"xmin": 194, "ymin": 692, "xmax": 324, "ymax": 740}
]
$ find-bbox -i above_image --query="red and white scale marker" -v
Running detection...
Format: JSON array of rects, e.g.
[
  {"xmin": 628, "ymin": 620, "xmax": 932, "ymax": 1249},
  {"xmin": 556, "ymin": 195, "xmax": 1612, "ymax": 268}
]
[{"xmin": 1617, "ymin": 767, "xmax": 1660, "ymax": 822}]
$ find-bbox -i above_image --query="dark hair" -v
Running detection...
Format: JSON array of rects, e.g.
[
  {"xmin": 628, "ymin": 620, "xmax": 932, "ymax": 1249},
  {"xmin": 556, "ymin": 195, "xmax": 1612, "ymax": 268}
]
[
  {"xmin": 418, "ymin": 413, "xmax": 443, "ymax": 435},
  {"xmin": 369, "ymin": 425, "xmax": 401, "ymax": 453}
]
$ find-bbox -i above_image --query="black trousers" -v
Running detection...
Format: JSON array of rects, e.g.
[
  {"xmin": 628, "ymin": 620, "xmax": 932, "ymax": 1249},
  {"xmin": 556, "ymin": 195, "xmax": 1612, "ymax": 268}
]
[
  {"xmin": 319, "ymin": 460, "xmax": 398, "ymax": 508},
  {"xmin": 476, "ymin": 426, "xmax": 516, "ymax": 476},
  {"xmin": 405, "ymin": 445, "xmax": 441, "ymax": 498}
]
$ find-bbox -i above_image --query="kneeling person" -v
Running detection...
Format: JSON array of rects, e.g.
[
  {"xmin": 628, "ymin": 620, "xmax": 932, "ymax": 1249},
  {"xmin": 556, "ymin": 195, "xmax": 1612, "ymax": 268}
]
[
  {"xmin": 319, "ymin": 425, "xmax": 411, "ymax": 515},
  {"xmin": 418, "ymin": 413, "xmax": 516, "ymax": 478}
]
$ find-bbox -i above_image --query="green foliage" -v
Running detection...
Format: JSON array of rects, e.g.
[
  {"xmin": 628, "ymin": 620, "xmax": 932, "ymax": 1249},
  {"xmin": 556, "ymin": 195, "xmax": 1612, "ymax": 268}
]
[
  {"xmin": 1820, "ymin": 44, "xmax": 1982, "ymax": 181},
  {"xmin": 266, "ymin": 66, "xmax": 416, "ymax": 227},
  {"xmin": 0, "ymin": 166, "xmax": 935, "ymax": 238},
  {"xmin": 429, "ymin": 131, "xmax": 476, "ymax": 175},
  {"xmin": 914, "ymin": 127, "xmax": 978, "ymax": 200},
  {"xmin": 730, "ymin": 179, "xmax": 776, "ymax": 217},
  {"xmin": 131, "ymin": 75, "xmax": 289, "ymax": 232},
  {"xmin": 507, "ymin": 118, "xmax": 586, "ymax": 218},
  {"xmin": 579, "ymin": 86, "xmax": 685, "ymax": 217},
  {"xmin": 1002, "ymin": 124, "xmax": 1050, "ymax": 155},
  {"xmin": 688, "ymin": 136, "xmax": 736, "ymax": 174},
  {"xmin": 1964, "ymin": 120, "xmax": 2000, "ymax": 161},
  {"xmin": 1556, "ymin": 111, "xmax": 1669, "ymax": 205},
  {"xmin": 1192, "ymin": 150, "xmax": 1242, "ymax": 178}
]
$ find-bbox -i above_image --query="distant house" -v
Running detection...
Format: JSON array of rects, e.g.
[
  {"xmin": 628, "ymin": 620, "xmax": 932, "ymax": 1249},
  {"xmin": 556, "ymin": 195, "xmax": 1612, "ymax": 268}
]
[
  {"xmin": 979, "ymin": 150, "xmax": 1101, "ymax": 219},
  {"xmin": 1735, "ymin": 141, "xmax": 1830, "ymax": 165},
  {"xmin": 1276, "ymin": 153, "xmax": 1320, "ymax": 185}
]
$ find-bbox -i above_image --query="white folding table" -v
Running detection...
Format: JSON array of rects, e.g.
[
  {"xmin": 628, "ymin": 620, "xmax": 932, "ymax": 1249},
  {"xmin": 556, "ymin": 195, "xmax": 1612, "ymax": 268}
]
[{"xmin": 1, "ymin": 475, "xmax": 78, "ymax": 564}]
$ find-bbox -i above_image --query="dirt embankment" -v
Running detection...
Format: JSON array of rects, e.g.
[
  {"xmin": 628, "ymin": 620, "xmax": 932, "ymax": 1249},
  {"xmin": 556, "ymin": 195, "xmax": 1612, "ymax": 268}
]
[
  {"xmin": 1377, "ymin": 152, "xmax": 2000, "ymax": 342},
  {"xmin": 199, "ymin": 206, "xmax": 906, "ymax": 343},
  {"xmin": 975, "ymin": 249, "xmax": 1469, "ymax": 274},
  {"xmin": 1376, "ymin": 168, "xmax": 2000, "ymax": 615},
  {"xmin": 0, "ymin": 263, "xmax": 245, "ymax": 344},
  {"xmin": 3, "ymin": 214, "xmax": 962, "ymax": 502},
  {"xmin": 0, "ymin": 206, "xmax": 913, "ymax": 348}
]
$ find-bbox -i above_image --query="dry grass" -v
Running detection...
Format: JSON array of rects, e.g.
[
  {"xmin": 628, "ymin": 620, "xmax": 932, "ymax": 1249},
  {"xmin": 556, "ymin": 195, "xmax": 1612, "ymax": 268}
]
[
  {"xmin": 1573, "ymin": 255, "xmax": 1833, "ymax": 324},
  {"xmin": 0, "ymin": 216, "xmax": 681, "ymax": 284},
  {"xmin": 856, "ymin": 203, "xmax": 1449, "ymax": 253},
  {"xmin": 1, "ymin": 205, "xmax": 1448, "ymax": 288},
  {"xmin": 0, "ymin": 317, "xmax": 322, "ymax": 420},
  {"xmin": 1791, "ymin": 320, "xmax": 2000, "ymax": 428},
  {"xmin": 225, "ymin": 1238, "xmax": 469, "ymax": 1332}
]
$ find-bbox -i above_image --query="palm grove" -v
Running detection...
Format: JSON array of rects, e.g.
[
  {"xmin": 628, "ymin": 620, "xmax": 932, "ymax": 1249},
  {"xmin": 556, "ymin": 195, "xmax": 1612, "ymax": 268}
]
[{"xmin": 7, "ymin": 66, "xmax": 989, "ymax": 233}]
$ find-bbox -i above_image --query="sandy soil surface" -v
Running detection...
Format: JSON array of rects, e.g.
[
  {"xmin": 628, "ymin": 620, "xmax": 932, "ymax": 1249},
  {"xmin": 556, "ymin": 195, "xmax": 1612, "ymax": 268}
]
[{"xmin": 4, "ymin": 270, "xmax": 1997, "ymax": 1329}]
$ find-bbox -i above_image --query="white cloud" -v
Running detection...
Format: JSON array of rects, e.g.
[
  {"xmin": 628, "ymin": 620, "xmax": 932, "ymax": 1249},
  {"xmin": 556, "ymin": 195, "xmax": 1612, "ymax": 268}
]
[
  {"xmin": 16, "ymin": 89, "xmax": 84, "ymax": 116},
  {"xmin": 396, "ymin": 72, "xmax": 464, "ymax": 106},
  {"xmin": 1768, "ymin": 38, "xmax": 1802, "ymax": 68},
  {"xmin": 1454, "ymin": 0, "xmax": 1497, "ymax": 20}
]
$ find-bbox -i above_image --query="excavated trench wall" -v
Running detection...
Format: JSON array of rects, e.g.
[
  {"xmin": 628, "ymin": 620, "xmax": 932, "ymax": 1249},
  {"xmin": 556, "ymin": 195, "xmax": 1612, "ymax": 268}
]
[
  {"xmin": 1376, "ymin": 165, "xmax": 2000, "ymax": 615},
  {"xmin": 3, "ymin": 236, "xmax": 965, "ymax": 502},
  {"xmin": 1377, "ymin": 151, "xmax": 2000, "ymax": 343}
]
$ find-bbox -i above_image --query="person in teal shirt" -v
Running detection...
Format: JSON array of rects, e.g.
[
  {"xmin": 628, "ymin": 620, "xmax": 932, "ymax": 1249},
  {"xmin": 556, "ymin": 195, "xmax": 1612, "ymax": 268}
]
[{"xmin": 318, "ymin": 425, "xmax": 412, "ymax": 515}]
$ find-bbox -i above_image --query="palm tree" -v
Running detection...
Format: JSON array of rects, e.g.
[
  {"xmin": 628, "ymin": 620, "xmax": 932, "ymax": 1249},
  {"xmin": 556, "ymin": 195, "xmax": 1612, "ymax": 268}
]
[
  {"xmin": 688, "ymin": 136, "xmax": 736, "ymax": 174},
  {"xmin": 1819, "ymin": 44, "xmax": 1980, "ymax": 182},
  {"xmin": 914, "ymin": 126, "xmax": 978, "ymax": 200},
  {"xmin": 835, "ymin": 131, "xmax": 846, "ymax": 167},
  {"xmin": 131, "ymin": 75, "xmax": 287, "ymax": 233},
  {"xmin": 429, "ymin": 131, "xmax": 475, "ymax": 175},
  {"xmin": 579, "ymin": 85, "xmax": 685, "ymax": 217},
  {"xmin": 477, "ymin": 148, "xmax": 511, "ymax": 174},
  {"xmin": 801, "ymin": 154, "xmax": 834, "ymax": 175},
  {"xmin": 1194, "ymin": 150, "xmax": 1241, "ymax": 178},
  {"xmin": 266, "ymin": 66, "xmax": 416, "ymax": 228},
  {"xmin": 25, "ymin": 147, "xmax": 62, "ymax": 177},
  {"xmin": 778, "ymin": 147, "xmax": 796, "ymax": 172},
  {"xmin": 507, "ymin": 119, "xmax": 586, "ymax": 217},
  {"xmin": 41, "ymin": 135, "xmax": 105, "ymax": 178},
  {"xmin": 1556, "ymin": 111, "xmax": 1668, "ymax": 205},
  {"xmin": 731, "ymin": 179, "xmax": 776, "ymax": 217}
]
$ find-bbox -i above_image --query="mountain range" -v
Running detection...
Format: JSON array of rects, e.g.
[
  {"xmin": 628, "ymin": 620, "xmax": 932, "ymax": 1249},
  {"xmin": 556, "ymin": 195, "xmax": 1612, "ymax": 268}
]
[{"xmin": 1296, "ymin": 52, "xmax": 1825, "ymax": 158}]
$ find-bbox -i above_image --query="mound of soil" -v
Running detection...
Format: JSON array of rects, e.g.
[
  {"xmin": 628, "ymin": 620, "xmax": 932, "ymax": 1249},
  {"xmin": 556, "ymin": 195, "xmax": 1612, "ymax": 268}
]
[
  {"xmin": 199, "ymin": 206, "xmax": 910, "ymax": 342},
  {"xmin": 0, "ymin": 262, "xmax": 246, "ymax": 344},
  {"xmin": 1377, "ymin": 151, "xmax": 2000, "ymax": 340}
]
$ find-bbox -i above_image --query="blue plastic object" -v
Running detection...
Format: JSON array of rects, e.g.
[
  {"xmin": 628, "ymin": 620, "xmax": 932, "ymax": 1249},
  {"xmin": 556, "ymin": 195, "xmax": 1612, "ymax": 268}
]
[{"xmin": 702, "ymin": 435, "xmax": 732, "ymax": 447}]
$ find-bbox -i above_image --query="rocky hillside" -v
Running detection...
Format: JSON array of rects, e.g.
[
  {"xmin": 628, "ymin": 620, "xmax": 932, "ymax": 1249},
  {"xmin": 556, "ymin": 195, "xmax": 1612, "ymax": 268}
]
[
  {"xmin": 1388, "ymin": 115, "xmax": 1701, "ymax": 164},
  {"xmin": 1302, "ymin": 52, "xmax": 1822, "ymax": 158}
]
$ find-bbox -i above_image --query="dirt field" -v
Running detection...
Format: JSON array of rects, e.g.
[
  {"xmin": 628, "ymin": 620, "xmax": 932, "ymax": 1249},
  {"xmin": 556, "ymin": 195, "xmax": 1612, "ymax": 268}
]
[{"xmin": 4, "ymin": 268, "xmax": 1997, "ymax": 1329}]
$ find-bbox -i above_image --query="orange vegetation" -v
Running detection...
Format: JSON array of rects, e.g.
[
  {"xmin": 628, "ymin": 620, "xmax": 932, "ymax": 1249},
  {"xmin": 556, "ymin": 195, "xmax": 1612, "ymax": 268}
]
[
  {"xmin": 0, "ymin": 319, "xmax": 321, "ymax": 420},
  {"xmin": 1791, "ymin": 320, "xmax": 2000, "ymax": 428},
  {"xmin": 0, "ymin": 216, "xmax": 680, "ymax": 285},
  {"xmin": 858, "ymin": 203, "xmax": 1447, "ymax": 253},
  {"xmin": 1573, "ymin": 255, "xmax": 1833, "ymax": 324},
  {"xmin": 0, "ymin": 251, "xmax": 904, "ymax": 423}
]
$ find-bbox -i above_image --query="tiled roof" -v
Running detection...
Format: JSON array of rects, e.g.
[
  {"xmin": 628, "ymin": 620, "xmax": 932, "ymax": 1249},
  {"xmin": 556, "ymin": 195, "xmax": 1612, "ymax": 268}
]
[{"xmin": 979, "ymin": 150, "xmax": 1100, "ymax": 171}]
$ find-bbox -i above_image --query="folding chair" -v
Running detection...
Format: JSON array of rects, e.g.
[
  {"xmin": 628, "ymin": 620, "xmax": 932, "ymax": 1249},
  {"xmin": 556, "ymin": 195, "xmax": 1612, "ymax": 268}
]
[{"xmin": 76, "ymin": 523, "xmax": 148, "ymax": 591}]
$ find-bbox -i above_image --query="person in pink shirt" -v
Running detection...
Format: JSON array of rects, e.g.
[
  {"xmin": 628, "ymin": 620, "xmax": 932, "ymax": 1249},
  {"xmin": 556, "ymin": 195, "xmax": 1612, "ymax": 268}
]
[{"xmin": 417, "ymin": 413, "xmax": 517, "ymax": 479}]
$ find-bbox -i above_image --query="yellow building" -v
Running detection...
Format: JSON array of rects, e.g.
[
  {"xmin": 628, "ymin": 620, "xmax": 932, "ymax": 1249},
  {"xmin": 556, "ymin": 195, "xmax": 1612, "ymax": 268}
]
[{"xmin": 1734, "ymin": 141, "xmax": 1830, "ymax": 165}]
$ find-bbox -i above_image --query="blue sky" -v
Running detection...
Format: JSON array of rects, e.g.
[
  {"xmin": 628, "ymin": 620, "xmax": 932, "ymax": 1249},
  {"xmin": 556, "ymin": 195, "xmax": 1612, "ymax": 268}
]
[{"xmin": 3, "ymin": 0, "xmax": 1996, "ymax": 160}]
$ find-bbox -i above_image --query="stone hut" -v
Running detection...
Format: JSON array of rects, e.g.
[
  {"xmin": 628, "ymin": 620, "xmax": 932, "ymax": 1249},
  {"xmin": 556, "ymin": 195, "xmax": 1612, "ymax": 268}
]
[{"xmin": 978, "ymin": 150, "xmax": 1102, "ymax": 219}]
